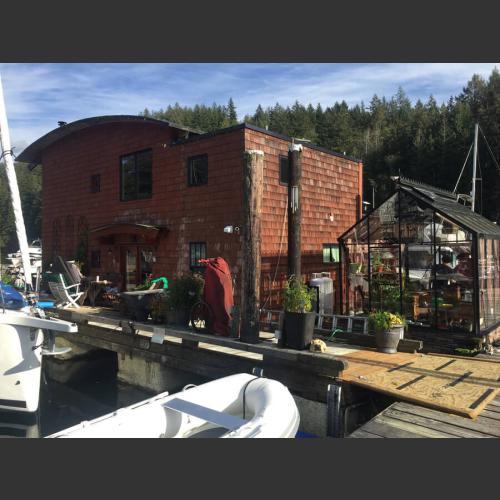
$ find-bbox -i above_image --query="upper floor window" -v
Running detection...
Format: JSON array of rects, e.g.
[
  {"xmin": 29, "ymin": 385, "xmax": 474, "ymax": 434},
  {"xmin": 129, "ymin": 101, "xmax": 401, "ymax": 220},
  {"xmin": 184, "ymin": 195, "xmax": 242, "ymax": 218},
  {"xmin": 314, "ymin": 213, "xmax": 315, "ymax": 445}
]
[
  {"xmin": 90, "ymin": 174, "xmax": 101, "ymax": 193},
  {"xmin": 120, "ymin": 149, "xmax": 152, "ymax": 201},
  {"xmin": 323, "ymin": 243, "xmax": 339, "ymax": 263},
  {"xmin": 188, "ymin": 154, "xmax": 208, "ymax": 186},
  {"xmin": 279, "ymin": 155, "xmax": 289, "ymax": 185}
]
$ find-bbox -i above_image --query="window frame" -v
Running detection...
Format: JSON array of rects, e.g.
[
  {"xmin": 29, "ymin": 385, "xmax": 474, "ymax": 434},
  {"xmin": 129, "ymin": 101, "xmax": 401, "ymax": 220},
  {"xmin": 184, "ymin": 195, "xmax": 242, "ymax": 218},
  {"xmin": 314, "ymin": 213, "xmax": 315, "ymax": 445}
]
[
  {"xmin": 189, "ymin": 242, "xmax": 207, "ymax": 273},
  {"xmin": 323, "ymin": 243, "xmax": 340, "ymax": 264},
  {"xmin": 90, "ymin": 174, "xmax": 101, "ymax": 193},
  {"xmin": 120, "ymin": 148, "xmax": 153, "ymax": 201},
  {"xmin": 279, "ymin": 154, "xmax": 289, "ymax": 186},
  {"xmin": 187, "ymin": 154, "xmax": 209, "ymax": 187}
]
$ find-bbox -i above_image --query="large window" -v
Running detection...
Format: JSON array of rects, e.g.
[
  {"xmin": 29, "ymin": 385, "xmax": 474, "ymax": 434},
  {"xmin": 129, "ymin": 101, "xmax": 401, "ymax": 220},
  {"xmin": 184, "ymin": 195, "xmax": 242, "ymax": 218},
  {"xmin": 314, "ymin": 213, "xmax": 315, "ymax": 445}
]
[
  {"xmin": 189, "ymin": 242, "xmax": 206, "ymax": 273},
  {"xmin": 120, "ymin": 149, "xmax": 153, "ymax": 201},
  {"xmin": 188, "ymin": 154, "xmax": 208, "ymax": 186}
]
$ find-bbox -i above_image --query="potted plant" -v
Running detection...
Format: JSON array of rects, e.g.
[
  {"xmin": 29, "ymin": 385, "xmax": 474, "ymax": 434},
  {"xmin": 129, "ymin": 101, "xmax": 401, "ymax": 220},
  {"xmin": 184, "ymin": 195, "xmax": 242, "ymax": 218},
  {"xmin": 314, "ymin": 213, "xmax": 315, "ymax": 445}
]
[
  {"xmin": 282, "ymin": 276, "xmax": 317, "ymax": 350},
  {"xmin": 368, "ymin": 311, "xmax": 405, "ymax": 354},
  {"xmin": 167, "ymin": 273, "xmax": 204, "ymax": 327}
]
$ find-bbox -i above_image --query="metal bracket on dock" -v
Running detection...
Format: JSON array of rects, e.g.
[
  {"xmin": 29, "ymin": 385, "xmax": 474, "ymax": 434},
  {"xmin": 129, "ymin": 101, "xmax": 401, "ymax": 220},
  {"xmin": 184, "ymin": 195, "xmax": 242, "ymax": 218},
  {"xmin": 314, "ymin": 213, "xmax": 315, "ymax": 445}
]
[
  {"xmin": 326, "ymin": 382, "xmax": 343, "ymax": 438},
  {"xmin": 120, "ymin": 321, "xmax": 137, "ymax": 336}
]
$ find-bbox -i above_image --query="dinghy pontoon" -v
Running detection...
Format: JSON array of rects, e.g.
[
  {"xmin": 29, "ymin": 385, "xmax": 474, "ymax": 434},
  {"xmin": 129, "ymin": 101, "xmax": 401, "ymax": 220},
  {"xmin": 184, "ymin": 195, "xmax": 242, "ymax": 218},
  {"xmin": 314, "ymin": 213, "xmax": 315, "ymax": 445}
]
[{"xmin": 48, "ymin": 373, "xmax": 300, "ymax": 438}]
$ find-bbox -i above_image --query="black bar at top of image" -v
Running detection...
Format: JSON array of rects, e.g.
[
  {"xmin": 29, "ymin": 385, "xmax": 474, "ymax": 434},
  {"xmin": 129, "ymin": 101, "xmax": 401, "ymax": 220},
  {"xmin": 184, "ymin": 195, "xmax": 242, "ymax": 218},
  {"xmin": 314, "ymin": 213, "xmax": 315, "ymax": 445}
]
[{"xmin": 1, "ymin": 1, "xmax": 500, "ymax": 61}]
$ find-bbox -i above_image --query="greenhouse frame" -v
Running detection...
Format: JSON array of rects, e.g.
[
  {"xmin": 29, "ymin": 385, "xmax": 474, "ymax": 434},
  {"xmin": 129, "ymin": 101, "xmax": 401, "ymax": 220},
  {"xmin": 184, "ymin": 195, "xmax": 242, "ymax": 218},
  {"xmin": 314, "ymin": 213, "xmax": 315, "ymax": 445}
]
[{"xmin": 338, "ymin": 177, "xmax": 500, "ymax": 342}]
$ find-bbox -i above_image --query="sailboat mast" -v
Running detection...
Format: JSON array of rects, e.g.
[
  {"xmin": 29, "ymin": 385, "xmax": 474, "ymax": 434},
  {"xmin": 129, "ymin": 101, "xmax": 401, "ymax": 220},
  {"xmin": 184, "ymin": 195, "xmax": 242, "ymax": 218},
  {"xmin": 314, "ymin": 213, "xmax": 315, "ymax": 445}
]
[
  {"xmin": 471, "ymin": 122, "xmax": 479, "ymax": 212},
  {"xmin": 0, "ymin": 73, "xmax": 33, "ymax": 291}
]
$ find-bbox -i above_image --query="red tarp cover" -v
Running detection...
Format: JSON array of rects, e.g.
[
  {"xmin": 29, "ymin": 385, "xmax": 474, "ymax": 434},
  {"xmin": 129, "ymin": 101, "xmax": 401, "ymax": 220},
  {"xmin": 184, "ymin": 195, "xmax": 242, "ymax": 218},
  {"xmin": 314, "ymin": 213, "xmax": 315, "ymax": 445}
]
[{"xmin": 200, "ymin": 257, "xmax": 234, "ymax": 336}]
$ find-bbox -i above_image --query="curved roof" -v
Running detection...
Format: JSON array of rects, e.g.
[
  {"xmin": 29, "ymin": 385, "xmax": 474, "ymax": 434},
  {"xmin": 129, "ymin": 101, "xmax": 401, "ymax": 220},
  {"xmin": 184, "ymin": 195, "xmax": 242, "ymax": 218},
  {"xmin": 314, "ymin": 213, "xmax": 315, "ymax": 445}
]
[{"xmin": 16, "ymin": 115, "xmax": 202, "ymax": 166}]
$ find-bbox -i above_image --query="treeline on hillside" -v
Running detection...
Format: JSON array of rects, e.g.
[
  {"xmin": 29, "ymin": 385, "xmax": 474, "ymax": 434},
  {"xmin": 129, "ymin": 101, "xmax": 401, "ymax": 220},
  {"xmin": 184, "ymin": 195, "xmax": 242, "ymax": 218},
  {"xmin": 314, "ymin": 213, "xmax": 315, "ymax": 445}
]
[
  {"xmin": 0, "ymin": 164, "xmax": 41, "ymax": 253},
  {"xmin": 1, "ymin": 69, "xmax": 499, "ymax": 256},
  {"xmin": 143, "ymin": 70, "xmax": 500, "ymax": 223}
]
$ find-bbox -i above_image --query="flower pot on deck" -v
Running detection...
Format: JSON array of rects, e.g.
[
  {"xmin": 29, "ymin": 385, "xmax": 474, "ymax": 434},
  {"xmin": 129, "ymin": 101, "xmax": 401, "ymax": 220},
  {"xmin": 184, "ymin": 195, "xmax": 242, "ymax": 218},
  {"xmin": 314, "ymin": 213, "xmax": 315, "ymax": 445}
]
[
  {"xmin": 283, "ymin": 311, "xmax": 316, "ymax": 350},
  {"xmin": 375, "ymin": 326, "xmax": 402, "ymax": 354}
]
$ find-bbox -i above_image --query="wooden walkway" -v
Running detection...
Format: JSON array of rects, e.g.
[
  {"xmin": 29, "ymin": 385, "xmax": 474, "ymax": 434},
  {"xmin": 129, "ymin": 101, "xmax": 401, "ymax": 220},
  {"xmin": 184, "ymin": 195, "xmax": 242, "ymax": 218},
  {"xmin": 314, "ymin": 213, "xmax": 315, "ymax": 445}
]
[
  {"xmin": 348, "ymin": 395, "xmax": 500, "ymax": 438},
  {"xmin": 338, "ymin": 349, "xmax": 500, "ymax": 418}
]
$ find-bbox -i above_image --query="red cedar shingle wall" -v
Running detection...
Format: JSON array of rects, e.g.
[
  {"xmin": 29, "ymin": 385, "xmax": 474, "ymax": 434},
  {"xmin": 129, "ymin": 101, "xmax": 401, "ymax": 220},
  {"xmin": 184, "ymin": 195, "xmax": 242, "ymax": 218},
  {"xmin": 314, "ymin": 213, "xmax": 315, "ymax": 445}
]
[
  {"xmin": 41, "ymin": 122, "xmax": 245, "ymax": 301},
  {"xmin": 41, "ymin": 121, "xmax": 361, "ymax": 311},
  {"xmin": 244, "ymin": 128, "xmax": 362, "ymax": 309}
]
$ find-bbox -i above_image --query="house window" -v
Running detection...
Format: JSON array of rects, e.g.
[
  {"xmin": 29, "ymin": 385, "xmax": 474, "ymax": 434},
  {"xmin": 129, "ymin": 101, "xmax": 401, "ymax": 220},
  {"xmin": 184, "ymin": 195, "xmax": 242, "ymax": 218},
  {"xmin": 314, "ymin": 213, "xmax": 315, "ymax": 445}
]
[
  {"xmin": 90, "ymin": 250, "xmax": 101, "ymax": 268},
  {"xmin": 279, "ymin": 155, "xmax": 289, "ymax": 185},
  {"xmin": 188, "ymin": 154, "xmax": 208, "ymax": 186},
  {"xmin": 120, "ymin": 149, "xmax": 153, "ymax": 201},
  {"xmin": 189, "ymin": 242, "xmax": 207, "ymax": 272},
  {"xmin": 90, "ymin": 174, "xmax": 101, "ymax": 193},
  {"xmin": 323, "ymin": 243, "xmax": 339, "ymax": 263}
]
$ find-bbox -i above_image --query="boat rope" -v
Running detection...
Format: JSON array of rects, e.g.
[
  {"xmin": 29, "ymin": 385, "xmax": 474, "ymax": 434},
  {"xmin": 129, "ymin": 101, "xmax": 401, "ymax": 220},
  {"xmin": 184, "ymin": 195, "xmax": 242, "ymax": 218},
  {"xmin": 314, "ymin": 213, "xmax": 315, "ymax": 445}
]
[
  {"xmin": 260, "ymin": 196, "xmax": 288, "ymax": 311},
  {"xmin": 0, "ymin": 147, "xmax": 16, "ymax": 160},
  {"xmin": 453, "ymin": 142, "xmax": 473, "ymax": 194},
  {"xmin": 478, "ymin": 124, "xmax": 500, "ymax": 173},
  {"xmin": 242, "ymin": 376, "xmax": 260, "ymax": 420}
]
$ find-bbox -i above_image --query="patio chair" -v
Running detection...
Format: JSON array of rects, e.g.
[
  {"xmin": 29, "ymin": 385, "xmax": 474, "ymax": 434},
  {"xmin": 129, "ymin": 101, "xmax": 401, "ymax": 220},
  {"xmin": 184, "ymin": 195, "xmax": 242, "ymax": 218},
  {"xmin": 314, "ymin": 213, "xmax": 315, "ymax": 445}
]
[
  {"xmin": 48, "ymin": 273, "xmax": 84, "ymax": 308},
  {"xmin": 52, "ymin": 256, "xmax": 89, "ymax": 304}
]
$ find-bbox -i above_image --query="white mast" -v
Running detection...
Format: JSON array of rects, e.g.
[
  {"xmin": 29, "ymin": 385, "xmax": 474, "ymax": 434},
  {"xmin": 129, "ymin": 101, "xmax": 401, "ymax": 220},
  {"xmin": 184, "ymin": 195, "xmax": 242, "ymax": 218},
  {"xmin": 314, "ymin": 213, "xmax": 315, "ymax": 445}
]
[
  {"xmin": 471, "ymin": 122, "xmax": 479, "ymax": 212},
  {"xmin": 0, "ymin": 73, "xmax": 33, "ymax": 291}
]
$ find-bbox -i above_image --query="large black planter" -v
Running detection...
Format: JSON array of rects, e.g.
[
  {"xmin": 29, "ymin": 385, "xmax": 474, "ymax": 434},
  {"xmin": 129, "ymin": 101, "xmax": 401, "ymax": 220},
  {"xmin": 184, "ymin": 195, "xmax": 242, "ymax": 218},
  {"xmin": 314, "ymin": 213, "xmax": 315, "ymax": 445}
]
[
  {"xmin": 120, "ymin": 289, "xmax": 165, "ymax": 322},
  {"xmin": 375, "ymin": 327, "xmax": 401, "ymax": 354},
  {"xmin": 283, "ymin": 311, "xmax": 316, "ymax": 350}
]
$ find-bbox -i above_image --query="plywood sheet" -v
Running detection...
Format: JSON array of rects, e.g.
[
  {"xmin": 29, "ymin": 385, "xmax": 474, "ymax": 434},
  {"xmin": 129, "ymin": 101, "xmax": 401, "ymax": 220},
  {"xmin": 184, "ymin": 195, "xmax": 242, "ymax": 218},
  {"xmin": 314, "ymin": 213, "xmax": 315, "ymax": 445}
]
[{"xmin": 340, "ymin": 350, "xmax": 500, "ymax": 418}]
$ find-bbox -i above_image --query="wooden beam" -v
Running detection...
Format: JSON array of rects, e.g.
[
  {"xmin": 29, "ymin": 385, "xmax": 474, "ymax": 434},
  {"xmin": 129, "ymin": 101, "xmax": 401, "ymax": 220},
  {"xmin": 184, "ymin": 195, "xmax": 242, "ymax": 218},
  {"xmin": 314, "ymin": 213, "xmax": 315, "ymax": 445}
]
[{"xmin": 240, "ymin": 150, "xmax": 264, "ymax": 343}]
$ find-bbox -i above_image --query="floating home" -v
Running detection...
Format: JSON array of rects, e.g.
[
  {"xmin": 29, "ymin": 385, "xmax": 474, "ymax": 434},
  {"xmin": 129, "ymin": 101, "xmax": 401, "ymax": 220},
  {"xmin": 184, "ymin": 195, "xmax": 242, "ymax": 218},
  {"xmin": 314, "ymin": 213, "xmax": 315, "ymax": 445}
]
[
  {"xmin": 18, "ymin": 115, "xmax": 363, "ymax": 310},
  {"xmin": 339, "ymin": 177, "xmax": 500, "ymax": 350}
]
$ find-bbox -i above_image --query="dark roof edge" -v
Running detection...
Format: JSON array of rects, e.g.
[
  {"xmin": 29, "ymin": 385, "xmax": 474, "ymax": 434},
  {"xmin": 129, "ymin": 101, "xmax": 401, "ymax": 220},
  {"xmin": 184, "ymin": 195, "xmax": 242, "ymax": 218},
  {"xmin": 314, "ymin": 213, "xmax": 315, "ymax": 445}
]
[
  {"xmin": 17, "ymin": 115, "xmax": 204, "ymax": 166},
  {"xmin": 172, "ymin": 122, "xmax": 362, "ymax": 163}
]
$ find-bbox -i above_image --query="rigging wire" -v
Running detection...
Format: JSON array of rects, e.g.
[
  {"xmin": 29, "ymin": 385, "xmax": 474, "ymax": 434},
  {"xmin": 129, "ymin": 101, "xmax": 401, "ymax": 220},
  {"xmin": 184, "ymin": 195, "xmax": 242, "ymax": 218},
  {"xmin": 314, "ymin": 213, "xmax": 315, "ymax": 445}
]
[
  {"xmin": 478, "ymin": 124, "xmax": 500, "ymax": 173},
  {"xmin": 260, "ymin": 196, "xmax": 288, "ymax": 310},
  {"xmin": 453, "ymin": 142, "xmax": 473, "ymax": 194}
]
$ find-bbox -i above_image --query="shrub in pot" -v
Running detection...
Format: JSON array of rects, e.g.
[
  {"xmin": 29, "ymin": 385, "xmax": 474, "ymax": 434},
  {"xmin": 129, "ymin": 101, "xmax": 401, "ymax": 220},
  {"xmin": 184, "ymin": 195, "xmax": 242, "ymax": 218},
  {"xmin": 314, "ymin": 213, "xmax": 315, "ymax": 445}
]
[
  {"xmin": 167, "ymin": 273, "xmax": 204, "ymax": 327},
  {"xmin": 368, "ymin": 311, "xmax": 405, "ymax": 354},
  {"xmin": 282, "ymin": 276, "xmax": 317, "ymax": 350}
]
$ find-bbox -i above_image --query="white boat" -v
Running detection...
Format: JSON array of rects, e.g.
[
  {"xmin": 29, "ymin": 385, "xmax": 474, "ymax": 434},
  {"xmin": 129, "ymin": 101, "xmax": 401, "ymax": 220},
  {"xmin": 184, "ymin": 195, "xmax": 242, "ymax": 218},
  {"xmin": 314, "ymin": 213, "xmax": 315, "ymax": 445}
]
[
  {"xmin": 47, "ymin": 373, "xmax": 300, "ymax": 438},
  {"xmin": 0, "ymin": 292, "xmax": 78, "ymax": 412},
  {"xmin": 0, "ymin": 73, "xmax": 78, "ymax": 414}
]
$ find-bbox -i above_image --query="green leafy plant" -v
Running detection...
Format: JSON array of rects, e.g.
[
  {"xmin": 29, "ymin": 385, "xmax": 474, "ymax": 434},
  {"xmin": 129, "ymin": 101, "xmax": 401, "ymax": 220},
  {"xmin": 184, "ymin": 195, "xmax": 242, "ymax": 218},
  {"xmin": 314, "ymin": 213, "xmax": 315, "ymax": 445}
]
[
  {"xmin": 135, "ymin": 274, "xmax": 153, "ymax": 291},
  {"xmin": 368, "ymin": 311, "xmax": 405, "ymax": 333},
  {"xmin": 1, "ymin": 273, "xmax": 14, "ymax": 285},
  {"xmin": 282, "ymin": 276, "xmax": 316, "ymax": 313},
  {"xmin": 167, "ymin": 273, "xmax": 204, "ymax": 310}
]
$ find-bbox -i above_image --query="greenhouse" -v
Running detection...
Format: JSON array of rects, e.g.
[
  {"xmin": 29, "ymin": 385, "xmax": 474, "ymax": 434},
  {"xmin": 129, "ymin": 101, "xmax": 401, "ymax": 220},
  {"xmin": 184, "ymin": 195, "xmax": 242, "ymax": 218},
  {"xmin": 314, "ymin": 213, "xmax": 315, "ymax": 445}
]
[{"xmin": 339, "ymin": 177, "xmax": 500, "ymax": 340}]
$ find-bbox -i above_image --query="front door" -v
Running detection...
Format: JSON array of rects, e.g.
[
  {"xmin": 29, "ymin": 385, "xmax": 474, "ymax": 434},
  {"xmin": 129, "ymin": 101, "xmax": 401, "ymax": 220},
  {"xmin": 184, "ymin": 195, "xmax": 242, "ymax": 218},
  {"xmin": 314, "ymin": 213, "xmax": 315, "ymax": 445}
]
[{"xmin": 120, "ymin": 246, "xmax": 154, "ymax": 290}]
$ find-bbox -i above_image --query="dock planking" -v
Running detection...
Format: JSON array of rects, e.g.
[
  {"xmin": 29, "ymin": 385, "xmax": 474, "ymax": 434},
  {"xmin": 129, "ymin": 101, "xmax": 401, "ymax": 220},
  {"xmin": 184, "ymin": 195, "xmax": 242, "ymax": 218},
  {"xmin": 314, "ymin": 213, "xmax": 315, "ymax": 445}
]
[
  {"xmin": 339, "ymin": 349, "xmax": 500, "ymax": 418},
  {"xmin": 349, "ymin": 395, "xmax": 500, "ymax": 438}
]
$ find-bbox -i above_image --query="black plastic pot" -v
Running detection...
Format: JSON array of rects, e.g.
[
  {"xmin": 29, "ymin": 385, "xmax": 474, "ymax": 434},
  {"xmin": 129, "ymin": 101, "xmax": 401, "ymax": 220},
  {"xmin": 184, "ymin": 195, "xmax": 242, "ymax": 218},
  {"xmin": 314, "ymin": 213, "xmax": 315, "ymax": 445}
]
[
  {"xmin": 172, "ymin": 308, "xmax": 191, "ymax": 327},
  {"xmin": 120, "ymin": 289, "xmax": 165, "ymax": 322},
  {"xmin": 283, "ymin": 311, "xmax": 316, "ymax": 350},
  {"xmin": 375, "ymin": 328, "xmax": 401, "ymax": 354}
]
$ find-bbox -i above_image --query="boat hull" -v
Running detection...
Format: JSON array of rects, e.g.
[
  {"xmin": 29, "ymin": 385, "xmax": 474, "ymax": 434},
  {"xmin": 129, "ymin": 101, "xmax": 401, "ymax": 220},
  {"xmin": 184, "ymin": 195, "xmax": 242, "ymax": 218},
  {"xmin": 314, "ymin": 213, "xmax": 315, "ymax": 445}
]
[
  {"xmin": 48, "ymin": 373, "xmax": 300, "ymax": 438},
  {"xmin": 0, "ymin": 322, "xmax": 43, "ymax": 413}
]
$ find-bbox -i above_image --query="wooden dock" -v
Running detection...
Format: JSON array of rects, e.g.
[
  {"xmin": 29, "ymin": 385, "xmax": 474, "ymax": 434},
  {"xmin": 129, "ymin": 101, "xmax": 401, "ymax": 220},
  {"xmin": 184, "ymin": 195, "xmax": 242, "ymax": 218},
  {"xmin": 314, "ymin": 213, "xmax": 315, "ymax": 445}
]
[{"xmin": 348, "ymin": 396, "xmax": 500, "ymax": 438}]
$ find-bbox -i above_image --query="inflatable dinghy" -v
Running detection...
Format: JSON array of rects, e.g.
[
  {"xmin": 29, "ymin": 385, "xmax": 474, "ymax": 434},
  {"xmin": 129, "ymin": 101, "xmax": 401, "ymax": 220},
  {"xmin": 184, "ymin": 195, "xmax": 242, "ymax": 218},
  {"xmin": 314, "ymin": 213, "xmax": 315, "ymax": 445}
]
[{"xmin": 48, "ymin": 373, "xmax": 300, "ymax": 438}]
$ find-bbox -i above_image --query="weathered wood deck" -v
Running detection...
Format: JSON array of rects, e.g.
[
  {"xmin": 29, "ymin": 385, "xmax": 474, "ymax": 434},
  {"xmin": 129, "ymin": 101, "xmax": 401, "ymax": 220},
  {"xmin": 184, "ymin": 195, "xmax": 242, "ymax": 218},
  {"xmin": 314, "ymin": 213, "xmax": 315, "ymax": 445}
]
[{"xmin": 348, "ymin": 396, "xmax": 500, "ymax": 438}]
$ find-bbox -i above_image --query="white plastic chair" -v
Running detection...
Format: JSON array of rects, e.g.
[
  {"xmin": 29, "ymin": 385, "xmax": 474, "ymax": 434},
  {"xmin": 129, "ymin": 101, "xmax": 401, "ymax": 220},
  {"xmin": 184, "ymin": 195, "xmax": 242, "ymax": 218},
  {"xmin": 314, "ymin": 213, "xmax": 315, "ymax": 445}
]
[{"xmin": 48, "ymin": 274, "xmax": 83, "ymax": 308}]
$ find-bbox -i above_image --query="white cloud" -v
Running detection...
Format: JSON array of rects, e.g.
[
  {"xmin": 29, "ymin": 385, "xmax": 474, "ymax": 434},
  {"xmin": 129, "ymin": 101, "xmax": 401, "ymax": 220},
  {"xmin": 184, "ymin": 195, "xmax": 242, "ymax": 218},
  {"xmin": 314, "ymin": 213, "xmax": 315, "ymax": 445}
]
[{"xmin": 0, "ymin": 63, "xmax": 498, "ymax": 150}]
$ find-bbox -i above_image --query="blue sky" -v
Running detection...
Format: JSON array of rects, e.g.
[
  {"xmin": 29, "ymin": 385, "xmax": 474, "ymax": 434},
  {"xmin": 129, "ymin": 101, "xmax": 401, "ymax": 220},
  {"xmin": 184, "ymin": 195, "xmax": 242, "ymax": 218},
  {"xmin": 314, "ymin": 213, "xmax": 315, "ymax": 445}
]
[{"xmin": 0, "ymin": 63, "xmax": 498, "ymax": 151}]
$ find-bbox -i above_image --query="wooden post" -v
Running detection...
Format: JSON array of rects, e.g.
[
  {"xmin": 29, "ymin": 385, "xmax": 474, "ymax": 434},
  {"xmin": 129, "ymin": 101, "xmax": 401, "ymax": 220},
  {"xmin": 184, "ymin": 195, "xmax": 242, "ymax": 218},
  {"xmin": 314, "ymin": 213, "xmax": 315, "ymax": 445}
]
[
  {"xmin": 240, "ymin": 150, "xmax": 264, "ymax": 343},
  {"xmin": 288, "ymin": 144, "xmax": 302, "ymax": 279}
]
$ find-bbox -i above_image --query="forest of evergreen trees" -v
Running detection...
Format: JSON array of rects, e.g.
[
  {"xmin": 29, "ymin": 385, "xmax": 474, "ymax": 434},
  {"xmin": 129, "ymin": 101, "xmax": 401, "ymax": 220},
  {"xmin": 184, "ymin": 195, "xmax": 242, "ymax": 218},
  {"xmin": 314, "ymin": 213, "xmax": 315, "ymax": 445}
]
[
  {"xmin": 1, "ymin": 69, "xmax": 499, "ymax": 255},
  {"xmin": 143, "ymin": 69, "xmax": 500, "ymax": 223}
]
